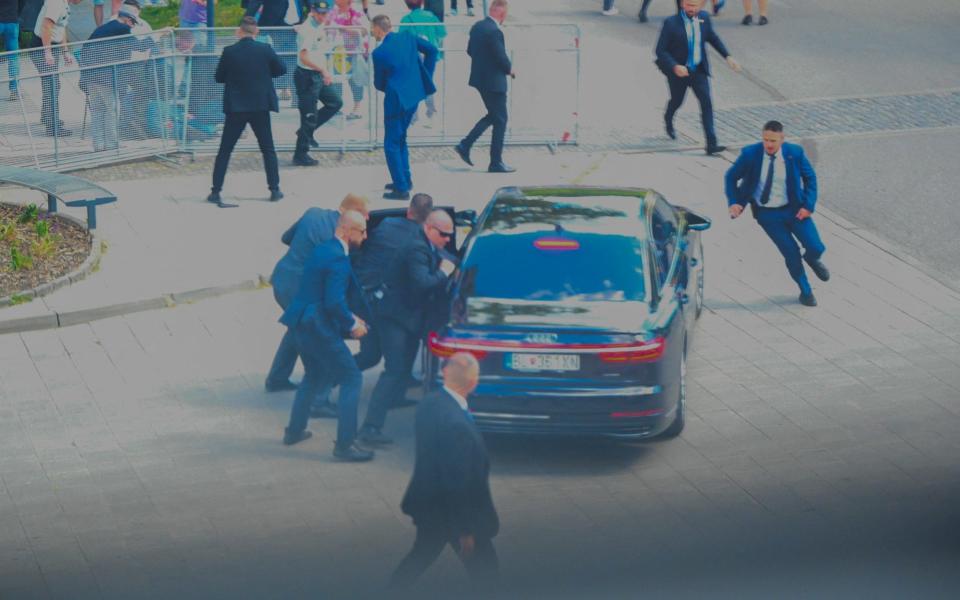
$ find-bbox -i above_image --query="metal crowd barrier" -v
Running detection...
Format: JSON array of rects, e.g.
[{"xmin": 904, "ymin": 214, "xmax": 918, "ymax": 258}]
[{"xmin": 0, "ymin": 24, "xmax": 580, "ymax": 172}]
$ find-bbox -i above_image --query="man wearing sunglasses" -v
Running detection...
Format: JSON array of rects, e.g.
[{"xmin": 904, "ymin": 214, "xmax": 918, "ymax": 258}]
[{"xmin": 359, "ymin": 210, "xmax": 456, "ymax": 446}]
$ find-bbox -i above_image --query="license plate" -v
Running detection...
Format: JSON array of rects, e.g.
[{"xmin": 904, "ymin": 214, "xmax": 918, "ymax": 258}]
[{"xmin": 507, "ymin": 353, "xmax": 580, "ymax": 372}]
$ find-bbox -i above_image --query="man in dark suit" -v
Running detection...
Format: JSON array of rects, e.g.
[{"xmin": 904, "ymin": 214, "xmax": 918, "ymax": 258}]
[
  {"xmin": 351, "ymin": 193, "xmax": 434, "ymax": 381},
  {"xmin": 390, "ymin": 352, "xmax": 499, "ymax": 589},
  {"xmin": 208, "ymin": 17, "xmax": 287, "ymax": 207},
  {"xmin": 455, "ymin": 0, "xmax": 516, "ymax": 174},
  {"xmin": 358, "ymin": 209, "xmax": 456, "ymax": 446},
  {"xmin": 655, "ymin": 0, "xmax": 740, "ymax": 155},
  {"xmin": 371, "ymin": 14, "xmax": 438, "ymax": 201},
  {"xmin": 266, "ymin": 194, "xmax": 370, "ymax": 394},
  {"xmin": 280, "ymin": 210, "xmax": 374, "ymax": 462},
  {"xmin": 725, "ymin": 120, "xmax": 828, "ymax": 307}
]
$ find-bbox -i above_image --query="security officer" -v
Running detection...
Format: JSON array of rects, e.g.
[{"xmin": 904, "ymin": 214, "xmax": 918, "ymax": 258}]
[{"xmin": 293, "ymin": 0, "xmax": 344, "ymax": 167}]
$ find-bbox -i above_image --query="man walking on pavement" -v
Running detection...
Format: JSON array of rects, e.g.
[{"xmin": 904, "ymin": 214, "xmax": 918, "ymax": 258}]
[
  {"xmin": 358, "ymin": 209, "xmax": 456, "ymax": 446},
  {"xmin": 293, "ymin": 0, "xmax": 343, "ymax": 167},
  {"xmin": 266, "ymin": 193, "xmax": 370, "ymax": 394},
  {"xmin": 390, "ymin": 352, "xmax": 499, "ymax": 590},
  {"xmin": 655, "ymin": 0, "xmax": 740, "ymax": 155},
  {"xmin": 371, "ymin": 13, "xmax": 438, "ymax": 201},
  {"xmin": 725, "ymin": 120, "xmax": 829, "ymax": 307},
  {"xmin": 281, "ymin": 210, "xmax": 375, "ymax": 462},
  {"xmin": 208, "ymin": 16, "xmax": 286, "ymax": 207},
  {"xmin": 31, "ymin": 0, "xmax": 83, "ymax": 137},
  {"xmin": 455, "ymin": 0, "xmax": 515, "ymax": 174}
]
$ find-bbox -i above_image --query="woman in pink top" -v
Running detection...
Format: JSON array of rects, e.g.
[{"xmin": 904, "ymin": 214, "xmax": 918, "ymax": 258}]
[{"xmin": 325, "ymin": 0, "xmax": 369, "ymax": 120}]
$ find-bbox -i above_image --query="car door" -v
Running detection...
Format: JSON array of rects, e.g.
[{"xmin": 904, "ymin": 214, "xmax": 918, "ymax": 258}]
[{"xmin": 648, "ymin": 196, "xmax": 688, "ymax": 377}]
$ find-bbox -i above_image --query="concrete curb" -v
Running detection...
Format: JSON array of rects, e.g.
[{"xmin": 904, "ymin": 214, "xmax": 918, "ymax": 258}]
[
  {"xmin": 0, "ymin": 208, "xmax": 102, "ymax": 308},
  {"xmin": 0, "ymin": 275, "xmax": 269, "ymax": 335}
]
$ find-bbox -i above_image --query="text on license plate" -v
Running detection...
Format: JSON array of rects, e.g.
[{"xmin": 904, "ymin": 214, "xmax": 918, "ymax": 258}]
[{"xmin": 508, "ymin": 353, "xmax": 580, "ymax": 372}]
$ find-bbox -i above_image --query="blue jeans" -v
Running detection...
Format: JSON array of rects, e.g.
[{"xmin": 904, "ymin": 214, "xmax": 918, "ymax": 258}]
[
  {"xmin": 0, "ymin": 22, "xmax": 19, "ymax": 92},
  {"xmin": 286, "ymin": 327, "xmax": 362, "ymax": 448},
  {"xmin": 755, "ymin": 207, "xmax": 826, "ymax": 296},
  {"xmin": 384, "ymin": 107, "xmax": 416, "ymax": 192}
]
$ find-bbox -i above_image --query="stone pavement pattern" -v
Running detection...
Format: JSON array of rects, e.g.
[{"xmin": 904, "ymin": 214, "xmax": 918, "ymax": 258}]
[{"xmin": 2, "ymin": 152, "xmax": 960, "ymax": 598}]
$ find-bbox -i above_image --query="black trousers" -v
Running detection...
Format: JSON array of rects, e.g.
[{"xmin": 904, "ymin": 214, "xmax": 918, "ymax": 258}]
[
  {"xmin": 390, "ymin": 525, "xmax": 498, "ymax": 590},
  {"xmin": 462, "ymin": 90, "xmax": 508, "ymax": 167},
  {"xmin": 362, "ymin": 319, "xmax": 420, "ymax": 431},
  {"xmin": 29, "ymin": 37, "xmax": 63, "ymax": 131},
  {"xmin": 641, "ymin": 0, "xmax": 682, "ymax": 16},
  {"xmin": 212, "ymin": 111, "xmax": 280, "ymax": 192},
  {"xmin": 664, "ymin": 69, "xmax": 717, "ymax": 150},
  {"xmin": 294, "ymin": 67, "xmax": 343, "ymax": 156}
]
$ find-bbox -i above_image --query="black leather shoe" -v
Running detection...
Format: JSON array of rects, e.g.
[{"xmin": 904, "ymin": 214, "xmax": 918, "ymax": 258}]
[
  {"xmin": 389, "ymin": 397, "xmax": 418, "ymax": 410},
  {"xmin": 758, "ymin": 16, "xmax": 768, "ymax": 25},
  {"xmin": 488, "ymin": 162, "xmax": 516, "ymax": 173},
  {"xmin": 706, "ymin": 145, "xmax": 727, "ymax": 156},
  {"xmin": 282, "ymin": 429, "xmax": 313, "ymax": 446},
  {"xmin": 358, "ymin": 427, "xmax": 394, "ymax": 445},
  {"xmin": 384, "ymin": 183, "xmax": 395, "ymax": 190},
  {"xmin": 455, "ymin": 142, "xmax": 473, "ymax": 166},
  {"xmin": 207, "ymin": 191, "xmax": 222, "ymax": 204},
  {"xmin": 265, "ymin": 379, "xmax": 297, "ymax": 392},
  {"xmin": 805, "ymin": 257, "xmax": 830, "ymax": 282},
  {"xmin": 383, "ymin": 190, "xmax": 410, "ymax": 200},
  {"xmin": 45, "ymin": 126, "xmax": 72, "ymax": 137},
  {"xmin": 741, "ymin": 14, "xmax": 753, "ymax": 25},
  {"xmin": 333, "ymin": 442, "xmax": 375, "ymax": 462},
  {"xmin": 665, "ymin": 121, "xmax": 676, "ymax": 140},
  {"xmin": 799, "ymin": 292, "xmax": 818, "ymax": 307},
  {"xmin": 269, "ymin": 190, "xmax": 284, "ymax": 202},
  {"xmin": 310, "ymin": 402, "xmax": 339, "ymax": 419},
  {"xmin": 292, "ymin": 154, "xmax": 318, "ymax": 167}
]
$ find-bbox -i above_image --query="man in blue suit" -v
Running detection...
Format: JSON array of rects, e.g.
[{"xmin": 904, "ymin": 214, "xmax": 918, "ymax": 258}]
[
  {"xmin": 655, "ymin": 0, "xmax": 740, "ymax": 155},
  {"xmin": 370, "ymin": 13, "xmax": 438, "ymax": 201},
  {"xmin": 725, "ymin": 121, "xmax": 829, "ymax": 307},
  {"xmin": 280, "ymin": 210, "xmax": 375, "ymax": 462},
  {"xmin": 265, "ymin": 193, "xmax": 369, "ymax": 394}
]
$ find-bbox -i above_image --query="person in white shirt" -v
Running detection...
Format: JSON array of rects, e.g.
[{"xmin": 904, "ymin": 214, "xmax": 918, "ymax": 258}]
[{"xmin": 30, "ymin": 0, "xmax": 83, "ymax": 136}]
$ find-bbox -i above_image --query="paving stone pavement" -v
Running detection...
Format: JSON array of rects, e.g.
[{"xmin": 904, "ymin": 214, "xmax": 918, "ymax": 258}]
[
  {"xmin": 1, "ymin": 151, "xmax": 959, "ymax": 599},
  {"xmin": 682, "ymin": 89, "xmax": 960, "ymax": 146}
]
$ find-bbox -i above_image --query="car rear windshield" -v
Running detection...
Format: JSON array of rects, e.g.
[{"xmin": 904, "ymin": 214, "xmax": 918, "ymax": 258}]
[{"xmin": 461, "ymin": 195, "xmax": 647, "ymax": 302}]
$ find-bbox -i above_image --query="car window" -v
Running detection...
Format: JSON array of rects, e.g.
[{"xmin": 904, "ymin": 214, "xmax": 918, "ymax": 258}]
[
  {"xmin": 651, "ymin": 197, "xmax": 679, "ymax": 287},
  {"xmin": 460, "ymin": 231, "xmax": 646, "ymax": 302}
]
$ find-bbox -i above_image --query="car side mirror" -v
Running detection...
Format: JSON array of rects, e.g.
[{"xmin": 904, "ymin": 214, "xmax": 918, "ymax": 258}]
[
  {"xmin": 455, "ymin": 209, "xmax": 477, "ymax": 228},
  {"xmin": 685, "ymin": 210, "xmax": 712, "ymax": 231}
]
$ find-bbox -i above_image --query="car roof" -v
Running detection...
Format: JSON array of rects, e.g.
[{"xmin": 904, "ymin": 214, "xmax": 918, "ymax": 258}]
[{"xmin": 476, "ymin": 186, "xmax": 655, "ymax": 240}]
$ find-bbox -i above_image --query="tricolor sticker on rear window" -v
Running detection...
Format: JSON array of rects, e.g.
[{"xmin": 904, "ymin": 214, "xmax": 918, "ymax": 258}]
[{"xmin": 533, "ymin": 237, "xmax": 580, "ymax": 251}]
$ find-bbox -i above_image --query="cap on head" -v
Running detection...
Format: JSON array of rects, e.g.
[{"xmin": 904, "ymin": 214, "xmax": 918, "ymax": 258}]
[{"xmin": 310, "ymin": 0, "xmax": 331, "ymax": 12}]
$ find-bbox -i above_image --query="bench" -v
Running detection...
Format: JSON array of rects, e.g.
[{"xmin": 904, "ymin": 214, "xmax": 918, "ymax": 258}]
[{"xmin": 0, "ymin": 165, "xmax": 117, "ymax": 230}]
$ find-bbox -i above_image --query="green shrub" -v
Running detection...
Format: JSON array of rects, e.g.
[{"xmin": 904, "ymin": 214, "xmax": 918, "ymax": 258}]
[
  {"xmin": 31, "ymin": 236, "xmax": 59, "ymax": 260},
  {"xmin": 143, "ymin": 0, "xmax": 247, "ymax": 29},
  {"xmin": 10, "ymin": 247, "xmax": 33, "ymax": 271},
  {"xmin": 0, "ymin": 219, "xmax": 16, "ymax": 243},
  {"xmin": 35, "ymin": 219, "xmax": 50, "ymax": 239},
  {"xmin": 17, "ymin": 204, "xmax": 38, "ymax": 224}
]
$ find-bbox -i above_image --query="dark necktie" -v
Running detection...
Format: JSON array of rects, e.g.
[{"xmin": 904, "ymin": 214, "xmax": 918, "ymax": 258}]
[{"xmin": 760, "ymin": 154, "xmax": 776, "ymax": 205}]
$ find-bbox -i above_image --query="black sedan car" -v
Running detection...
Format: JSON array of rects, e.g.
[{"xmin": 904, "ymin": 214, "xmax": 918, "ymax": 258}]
[{"xmin": 425, "ymin": 186, "xmax": 711, "ymax": 439}]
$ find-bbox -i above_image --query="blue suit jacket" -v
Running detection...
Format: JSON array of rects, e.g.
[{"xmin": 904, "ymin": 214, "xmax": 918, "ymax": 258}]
[
  {"xmin": 655, "ymin": 11, "xmax": 730, "ymax": 77},
  {"xmin": 373, "ymin": 31, "xmax": 438, "ymax": 117},
  {"xmin": 467, "ymin": 17, "xmax": 511, "ymax": 93},
  {"xmin": 725, "ymin": 142, "xmax": 819, "ymax": 213},
  {"xmin": 271, "ymin": 208, "xmax": 339, "ymax": 307},
  {"xmin": 401, "ymin": 389, "xmax": 499, "ymax": 539},
  {"xmin": 279, "ymin": 239, "xmax": 356, "ymax": 338}
]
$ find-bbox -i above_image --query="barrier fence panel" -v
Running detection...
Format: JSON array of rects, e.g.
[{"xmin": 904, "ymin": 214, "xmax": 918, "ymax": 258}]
[
  {"xmin": 0, "ymin": 30, "xmax": 177, "ymax": 171},
  {"xmin": 0, "ymin": 23, "xmax": 579, "ymax": 171}
]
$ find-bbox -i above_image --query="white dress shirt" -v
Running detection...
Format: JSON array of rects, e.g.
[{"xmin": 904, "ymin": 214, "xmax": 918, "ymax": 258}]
[{"xmin": 753, "ymin": 149, "xmax": 789, "ymax": 208}]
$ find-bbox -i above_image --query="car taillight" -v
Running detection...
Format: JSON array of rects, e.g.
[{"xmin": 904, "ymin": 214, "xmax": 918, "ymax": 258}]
[
  {"xmin": 427, "ymin": 332, "xmax": 488, "ymax": 360},
  {"xmin": 598, "ymin": 337, "xmax": 666, "ymax": 363}
]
